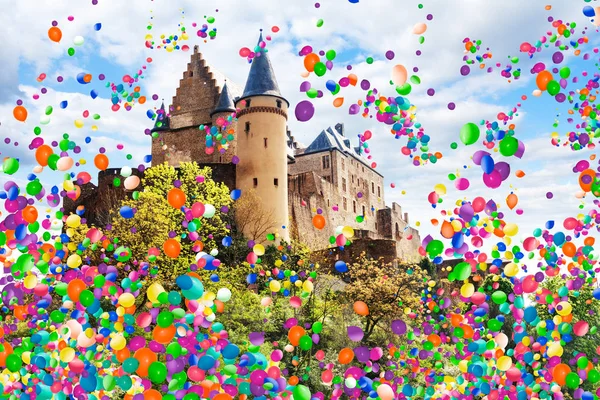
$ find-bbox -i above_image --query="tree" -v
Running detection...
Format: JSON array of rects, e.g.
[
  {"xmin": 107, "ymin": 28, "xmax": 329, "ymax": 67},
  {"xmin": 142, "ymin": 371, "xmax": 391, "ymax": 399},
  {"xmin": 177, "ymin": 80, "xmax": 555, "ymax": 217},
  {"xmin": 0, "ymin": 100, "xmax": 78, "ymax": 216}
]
[
  {"xmin": 341, "ymin": 254, "xmax": 428, "ymax": 344},
  {"xmin": 230, "ymin": 189, "xmax": 276, "ymax": 242}
]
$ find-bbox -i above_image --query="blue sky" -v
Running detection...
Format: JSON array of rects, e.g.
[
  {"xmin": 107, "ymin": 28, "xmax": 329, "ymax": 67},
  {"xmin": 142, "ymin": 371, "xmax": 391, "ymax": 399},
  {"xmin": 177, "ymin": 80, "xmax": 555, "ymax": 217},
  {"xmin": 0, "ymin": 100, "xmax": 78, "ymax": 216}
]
[{"xmin": 1, "ymin": 0, "xmax": 598, "ymax": 259}]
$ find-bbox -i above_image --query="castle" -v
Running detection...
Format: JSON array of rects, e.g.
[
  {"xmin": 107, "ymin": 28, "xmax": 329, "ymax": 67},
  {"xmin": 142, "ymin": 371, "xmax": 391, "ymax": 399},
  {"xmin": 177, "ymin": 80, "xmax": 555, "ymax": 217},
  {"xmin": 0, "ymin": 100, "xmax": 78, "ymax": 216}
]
[{"xmin": 64, "ymin": 33, "xmax": 421, "ymax": 261}]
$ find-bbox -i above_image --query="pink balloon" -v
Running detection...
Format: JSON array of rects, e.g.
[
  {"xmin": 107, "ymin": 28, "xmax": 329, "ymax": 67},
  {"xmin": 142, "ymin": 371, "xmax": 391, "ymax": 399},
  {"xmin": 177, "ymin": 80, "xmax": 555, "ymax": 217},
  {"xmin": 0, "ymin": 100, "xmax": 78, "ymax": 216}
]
[
  {"xmin": 455, "ymin": 177, "xmax": 470, "ymax": 191},
  {"xmin": 482, "ymin": 170, "xmax": 502, "ymax": 189},
  {"xmin": 191, "ymin": 202, "xmax": 205, "ymax": 218},
  {"xmin": 573, "ymin": 321, "xmax": 589, "ymax": 337}
]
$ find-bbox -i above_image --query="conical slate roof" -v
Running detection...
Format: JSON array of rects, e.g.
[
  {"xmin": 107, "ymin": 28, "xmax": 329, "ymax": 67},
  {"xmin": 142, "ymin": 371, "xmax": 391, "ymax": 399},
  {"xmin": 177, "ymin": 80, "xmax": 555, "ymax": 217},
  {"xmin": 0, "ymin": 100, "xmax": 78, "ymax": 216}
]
[
  {"xmin": 238, "ymin": 31, "xmax": 288, "ymax": 105},
  {"xmin": 211, "ymin": 81, "xmax": 236, "ymax": 116},
  {"xmin": 151, "ymin": 102, "xmax": 170, "ymax": 132}
]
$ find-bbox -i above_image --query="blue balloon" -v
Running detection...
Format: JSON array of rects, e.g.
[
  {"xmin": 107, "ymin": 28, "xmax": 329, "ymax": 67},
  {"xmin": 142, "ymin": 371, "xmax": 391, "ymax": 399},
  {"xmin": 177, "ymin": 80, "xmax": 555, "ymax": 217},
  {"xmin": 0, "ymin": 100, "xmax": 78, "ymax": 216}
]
[
  {"xmin": 583, "ymin": 6, "xmax": 596, "ymax": 17},
  {"xmin": 480, "ymin": 154, "xmax": 495, "ymax": 174},
  {"xmin": 90, "ymin": 90, "xmax": 98, "ymax": 99},
  {"xmin": 60, "ymin": 100, "xmax": 68, "ymax": 109},
  {"xmin": 198, "ymin": 355, "xmax": 216, "ymax": 371},
  {"xmin": 222, "ymin": 236, "xmax": 232, "ymax": 247},
  {"xmin": 334, "ymin": 260, "xmax": 348, "ymax": 273},
  {"xmin": 94, "ymin": 23, "xmax": 102, "ymax": 31},
  {"xmin": 119, "ymin": 206, "xmax": 135, "ymax": 219},
  {"xmin": 325, "ymin": 80, "xmax": 337, "ymax": 92}
]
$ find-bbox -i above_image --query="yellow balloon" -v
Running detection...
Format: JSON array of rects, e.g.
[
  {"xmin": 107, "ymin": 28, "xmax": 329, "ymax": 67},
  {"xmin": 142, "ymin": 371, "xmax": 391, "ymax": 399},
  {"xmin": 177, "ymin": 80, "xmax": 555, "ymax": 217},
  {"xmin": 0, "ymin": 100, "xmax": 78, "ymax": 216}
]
[
  {"xmin": 547, "ymin": 341, "xmax": 563, "ymax": 357},
  {"xmin": 23, "ymin": 274, "xmax": 37, "ymax": 290},
  {"xmin": 269, "ymin": 280, "xmax": 281, "ymax": 292},
  {"xmin": 496, "ymin": 356, "xmax": 512, "ymax": 371},
  {"xmin": 434, "ymin": 184, "xmax": 447, "ymax": 195},
  {"xmin": 302, "ymin": 280, "xmax": 314, "ymax": 292},
  {"xmin": 60, "ymin": 347, "xmax": 76, "ymax": 363},
  {"xmin": 119, "ymin": 293, "xmax": 135, "ymax": 308},
  {"xmin": 63, "ymin": 180, "xmax": 75, "ymax": 191},
  {"xmin": 253, "ymin": 244, "xmax": 265, "ymax": 256},
  {"xmin": 504, "ymin": 263, "xmax": 519, "ymax": 277},
  {"xmin": 451, "ymin": 220, "xmax": 463, "ymax": 232},
  {"xmin": 74, "ymin": 119, "xmax": 84, "ymax": 128},
  {"xmin": 503, "ymin": 223, "xmax": 518, "ymax": 237},
  {"xmin": 458, "ymin": 360, "xmax": 468, "ymax": 373},
  {"xmin": 110, "ymin": 335, "xmax": 126, "ymax": 351},
  {"xmin": 147, "ymin": 282, "xmax": 165, "ymax": 304},
  {"xmin": 556, "ymin": 301, "xmax": 572, "ymax": 316},
  {"xmin": 67, "ymin": 254, "xmax": 82, "ymax": 269},
  {"xmin": 460, "ymin": 283, "xmax": 474, "ymax": 298},
  {"xmin": 342, "ymin": 226, "xmax": 355, "ymax": 238},
  {"xmin": 66, "ymin": 214, "xmax": 81, "ymax": 228}
]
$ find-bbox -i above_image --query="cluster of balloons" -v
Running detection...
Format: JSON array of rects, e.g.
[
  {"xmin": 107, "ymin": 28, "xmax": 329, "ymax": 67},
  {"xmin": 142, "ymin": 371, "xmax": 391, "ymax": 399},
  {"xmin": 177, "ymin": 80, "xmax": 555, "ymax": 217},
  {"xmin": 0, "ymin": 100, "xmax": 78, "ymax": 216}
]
[
  {"xmin": 460, "ymin": 38, "xmax": 493, "ymax": 77},
  {"xmin": 145, "ymin": 10, "xmax": 217, "ymax": 51},
  {"xmin": 238, "ymin": 29, "xmax": 274, "ymax": 63},
  {"xmin": 200, "ymin": 110, "xmax": 238, "ymax": 156}
]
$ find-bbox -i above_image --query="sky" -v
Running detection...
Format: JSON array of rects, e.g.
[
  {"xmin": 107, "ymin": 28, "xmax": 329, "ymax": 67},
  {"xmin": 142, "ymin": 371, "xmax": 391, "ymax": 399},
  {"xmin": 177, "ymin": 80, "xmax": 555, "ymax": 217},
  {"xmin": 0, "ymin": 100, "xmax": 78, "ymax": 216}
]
[{"xmin": 0, "ymin": 0, "xmax": 599, "ymax": 259}]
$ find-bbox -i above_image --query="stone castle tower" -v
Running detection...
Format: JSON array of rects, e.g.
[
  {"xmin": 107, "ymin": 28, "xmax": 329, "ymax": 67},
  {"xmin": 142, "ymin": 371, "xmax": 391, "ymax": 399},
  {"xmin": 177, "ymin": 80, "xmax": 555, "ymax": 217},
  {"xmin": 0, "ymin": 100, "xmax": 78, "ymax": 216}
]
[
  {"xmin": 234, "ymin": 31, "xmax": 290, "ymax": 242},
  {"xmin": 150, "ymin": 32, "xmax": 290, "ymax": 243}
]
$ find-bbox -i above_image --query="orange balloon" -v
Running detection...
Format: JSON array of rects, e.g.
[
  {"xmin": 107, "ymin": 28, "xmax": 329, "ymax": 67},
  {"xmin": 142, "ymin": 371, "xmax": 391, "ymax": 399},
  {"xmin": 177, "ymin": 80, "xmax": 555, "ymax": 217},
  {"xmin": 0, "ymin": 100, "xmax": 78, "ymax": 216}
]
[
  {"xmin": 134, "ymin": 348, "xmax": 158, "ymax": 377},
  {"xmin": 515, "ymin": 170, "xmax": 525, "ymax": 178},
  {"xmin": 584, "ymin": 237, "xmax": 595, "ymax": 247},
  {"xmin": 304, "ymin": 53, "xmax": 320, "ymax": 72},
  {"xmin": 13, "ymin": 106, "xmax": 28, "ymax": 122},
  {"xmin": 163, "ymin": 239, "xmax": 181, "ymax": 258},
  {"xmin": 427, "ymin": 334, "xmax": 442, "ymax": 347},
  {"xmin": 333, "ymin": 97, "xmax": 344, "ymax": 107},
  {"xmin": 506, "ymin": 193, "xmax": 518, "ymax": 210},
  {"xmin": 562, "ymin": 242, "xmax": 576, "ymax": 257},
  {"xmin": 35, "ymin": 145, "xmax": 53, "ymax": 166},
  {"xmin": 153, "ymin": 325, "xmax": 176, "ymax": 344},
  {"xmin": 48, "ymin": 26, "xmax": 63, "ymax": 42},
  {"xmin": 94, "ymin": 154, "xmax": 109, "ymax": 171},
  {"xmin": 536, "ymin": 70, "xmax": 553, "ymax": 91},
  {"xmin": 22, "ymin": 206, "xmax": 38, "ymax": 223},
  {"xmin": 348, "ymin": 74, "xmax": 358, "ymax": 86},
  {"xmin": 353, "ymin": 301, "xmax": 369, "ymax": 316},
  {"xmin": 553, "ymin": 363, "xmax": 570, "ymax": 386},
  {"xmin": 115, "ymin": 348, "xmax": 131, "ymax": 363},
  {"xmin": 312, "ymin": 214, "xmax": 326, "ymax": 230},
  {"xmin": 67, "ymin": 279, "xmax": 86, "ymax": 302},
  {"xmin": 391, "ymin": 64, "xmax": 408, "ymax": 86},
  {"xmin": 440, "ymin": 221, "xmax": 454, "ymax": 239},
  {"xmin": 338, "ymin": 347, "xmax": 354, "ymax": 364},
  {"xmin": 212, "ymin": 395, "xmax": 232, "ymax": 400},
  {"xmin": 143, "ymin": 389, "xmax": 162, "ymax": 400},
  {"xmin": 167, "ymin": 188, "xmax": 186, "ymax": 209},
  {"xmin": 288, "ymin": 326, "xmax": 305, "ymax": 346},
  {"xmin": 0, "ymin": 342, "xmax": 13, "ymax": 367}
]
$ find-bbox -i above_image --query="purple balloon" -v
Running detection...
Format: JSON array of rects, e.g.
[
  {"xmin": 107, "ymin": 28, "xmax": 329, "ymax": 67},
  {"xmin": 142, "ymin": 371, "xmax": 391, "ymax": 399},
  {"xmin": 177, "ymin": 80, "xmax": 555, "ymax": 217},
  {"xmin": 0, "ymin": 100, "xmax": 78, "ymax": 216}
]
[
  {"xmin": 533, "ymin": 62, "xmax": 546, "ymax": 73},
  {"xmin": 391, "ymin": 319, "xmax": 407, "ymax": 335},
  {"xmin": 294, "ymin": 100, "xmax": 315, "ymax": 122},
  {"xmin": 354, "ymin": 346, "xmax": 370, "ymax": 363},
  {"xmin": 325, "ymin": 60, "xmax": 333, "ymax": 70},
  {"xmin": 485, "ymin": 199, "xmax": 497, "ymax": 215},
  {"xmin": 552, "ymin": 51, "xmax": 564, "ymax": 64},
  {"xmin": 299, "ymin": 81, "xmax": 311, "ymax": 92},
  {"xmin": 460, "ymin": 65, "xmax": 470, "ymax": 76},
  {"xmin": 459, "ymin": 204, "xmax": 474, "ymax": 221},
  {"xmin": 514, "ymin": 140, "xmax": 525, "ymax": 159},
  {"xmin": 494, "ymin": 161, "xmax": 511, "ymax": 181},
  {"xmin": 349, "ymin": 104, "xmax": 360, "ymax": 115},
  {"xmin": 347, "ymin": 326, "xmax": 364, "ymax": 342},
  {"xmin": 472, "ymin": 150, "xmax": 490, "ymax": 166},
  {"xmin": 559, "ymin": 78, "xmax": 567, "ymax": 89}
]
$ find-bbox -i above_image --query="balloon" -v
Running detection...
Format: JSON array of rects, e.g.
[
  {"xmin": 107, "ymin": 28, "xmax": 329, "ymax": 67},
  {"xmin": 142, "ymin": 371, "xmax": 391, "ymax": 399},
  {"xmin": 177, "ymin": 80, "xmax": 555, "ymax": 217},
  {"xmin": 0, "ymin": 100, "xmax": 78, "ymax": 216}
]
[
  {"xmin": 353, "ymin": 301, "xmax": 369, "ymax": 316},
  {"xmin": 506, "ymin": 193, "xmax": 518, "ymax": 210},
  {"xmin": 391, "ymin": 64, "xmax": 408, "ymax": 86},
  {"xmin": 48, "ymin": 26, "xmax": 62, "ymax": 42},
  {"xmin": 2, "ymin": 158, "xmax": 19, "ymax": 175},
  {"xmin": 13, "ymin": 105, "xmax": 28, "ymax": 122},
  {"xmin": 35, "ymin": 145, "xmax": 53, "ymax": 166},
  {"xmin": 94, "ymin": 154, "xmax": 109, "ymax": 170},
  {"xmin": 480, "ymin": 155, "xmax": 495, "ymax": 174},
  {"xmin": 123, "ymin": 175, "xmax": 140, "ymax": 190},
  {"xmin": 67, "ymin": 279, "xmax": 86, "ymax": 302},
  {"xmin": 134, "ymin": 348, "xmax": 158, "ymax": 377},
  {"xmin": 460, "ymin": 123, "xmax": 480, "ymax": 145},
  {"xmin": 163, "ymin": 239, "xmax": 181, "ymax": 258},
  {"xmin": 148, "ymin": 362, "xmax": 167, "ymax": 383},
  {"xmin": 312, "ymin": 215, "xmax": 326, "ymax": 229},
  {"xmin": 167, "ymin": 188, "xmax": 186, "ymax": 209},
  {"xmin": 338, "ymin": 348, "xmax": 354, "ymax": 364},
  {"xmin": 412, "ymin": 23, "xmax": 427, "ymax": 34},
  {"xmin": 295, "ymin": 100, "xmax": 315, "ymax": 122},
  {"xmin": 292, "ymin": 385, "xmax": 311, "ymax": 400},
  {"xmin": 288, "ymin": 326, "xmax": 305, "ymax": 346},
  {"xmin": 304, "ymin": 53, "xmax": 320, "ymax": 72},
  {"xmin": 536, "ymin": 70, "xmax": 553, "ymax": 91}
]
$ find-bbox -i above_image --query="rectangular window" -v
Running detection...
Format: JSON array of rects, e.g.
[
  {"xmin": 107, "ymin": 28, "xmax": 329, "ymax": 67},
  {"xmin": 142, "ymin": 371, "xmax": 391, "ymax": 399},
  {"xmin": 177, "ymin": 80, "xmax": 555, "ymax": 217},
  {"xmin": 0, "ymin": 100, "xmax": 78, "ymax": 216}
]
[
  {"xmin": 353, "ymin": 200, "xmax": 356, "ymax": 213},
  {"xmin": 253, "ymin": 178, "xmax": 258, "ymax": 187},
  {"xmin": 276, "ymin": 100, "xmax": 282, "ymax": 109},
  {"xmin": 362, "ymin": 206, "xmax": 366, "ymax": 216},
  {"xmin": 343, "ymin": 198, "xmax": 347, "ymax": 211},
  {"xmin": 362, "ymin": 166, "xmax": 364, "ymax": 172},
  {"xmin": 245, "ymin": 122, "xmax": 250, "ymax": 133},
  {"xmin": 351, "ymin": 175, "xmax": 355, "ymax": 184},
  {"xmin": 342, "ymin": 178, "xmax": 347, "ymax": 192},
  {"xmin": 322, "ymin": 155, "xmax": 330, "ymax": 169},
  {"xmin": 371, "ymin": 182, "xmax": 375, "ymax": 194},
  {"xmin": 264, "ymin": 138, "xmax": 268, "ymax": 148},
  {"xmin": 375, "ymin": 222, "xmax": 378, "ymax": 230},
  {"xmin": 274, "ymin": 178, "xmax": 278, "ymax": 186},
  {"xmin": 341, "ymin": 159, "xmax": 345, "ymax": 171},
  {"xmin": 378, "ymin": 186, "xmax": 381, "ymax": 197},
  {"xmin": 246, "ymin": 99, "xmax": 251, "ymax": 108},
  {"xmin": 327, "ymin": 199, "xmax": 330, "ymax": 207}
]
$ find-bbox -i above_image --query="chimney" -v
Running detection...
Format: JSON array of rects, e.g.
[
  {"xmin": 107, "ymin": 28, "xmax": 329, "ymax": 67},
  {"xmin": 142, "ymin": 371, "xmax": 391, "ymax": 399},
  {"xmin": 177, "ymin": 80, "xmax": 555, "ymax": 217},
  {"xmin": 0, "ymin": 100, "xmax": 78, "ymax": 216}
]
[
  {"xmin": 193, "ymin": 45, "xmax": 199, "ymax": 54},
  {"xmin": 404, "ymin": 212, "xmax": 409, "ymax": 224}
]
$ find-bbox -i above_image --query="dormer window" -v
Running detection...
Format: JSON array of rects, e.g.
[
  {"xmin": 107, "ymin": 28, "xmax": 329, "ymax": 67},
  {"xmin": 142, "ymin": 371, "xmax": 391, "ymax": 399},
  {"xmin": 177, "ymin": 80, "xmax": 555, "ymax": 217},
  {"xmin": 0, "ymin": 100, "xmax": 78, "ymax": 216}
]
[{"xmin": 276, "ymin": 100, "xmax": 282, "ymax": 109}]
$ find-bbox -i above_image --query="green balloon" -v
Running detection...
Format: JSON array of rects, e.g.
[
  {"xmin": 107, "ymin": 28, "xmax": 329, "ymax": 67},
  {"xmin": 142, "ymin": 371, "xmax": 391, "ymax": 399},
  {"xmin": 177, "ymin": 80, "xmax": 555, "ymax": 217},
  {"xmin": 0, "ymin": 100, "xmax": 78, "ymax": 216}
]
[
  {"xmin": 452, "ymin": 262, "xmax": 471, "ymax": 281},
  {"xmin": 588, "ymin": 369, "xmax": 600, "ymax": 383},
  {"xmin": 426, "ymin": 240, "xmax": 443, "ymax": 257},
  {"xmin": 292, "ymin": 384, "xmax": 312, "ymax": 400},
  {"xmin": 459, "ymin": 122, "xmax": 480, "ymax": 146},
  {"xmin": 565, "ymin": 372, "xmax": 580, "ymax": 389},
  {"xmin": 491, "ymin": 291, "xmax": 507, "ymax": 304},
  {"xmin": 79, "ymin": 290, "xmax": 95, "ymax": 307},
  {"xmin": 559, "ymin": 67, "xmax": 570, "ymax": 79},
  {"xmin": 396, "ymin": 83, "xmax": 412, "ymax": 95},
  {"xmin": 299, "ymin": 335, "xmax": 313, "ymax": 351},
  {"xmin": 2, "ymin": 158, "xmax": 19, "ymax": 175},
  {"xmin": 26, "ymin": 180, "xmax": 42, "ymax": 196},
  {"xmin": 50, "ymin": 310, "xmax": 65, "ymax": 323},
  {"xmin": 103, "ymin": 375, "xmax": 116, "ymax": 391},
  {"xmin": 94, "ymin": 275, "xmax": 106, "ymax": 288},
  {"xmin": 148, "ymin": 361, "xmax": 167, "ymax": 383},
  {"xmin": 499, "ymin": 136, "xmax": 519, "ymax": 157},
  {"xmin": 326, "ymin": 49, "xmax": 336, "ymax": 61},
  {"xmin": 157, "ymin": 311, "xmax": 174, "ymax": 328},
  {"xmin": 47, "ymin": 154, "xmax": 60, "ymax": 171},
  {"xmin": 312, "ymin": 321, "xmax": 323, "ymax": 334},
  {"xmin": 314, "ymin": 62, "xmax": 327, "ymax": 77},
  {"xmin": 547, "ymin": 80, "xmax": 560, "ymax": 96},
  {"xmin": 6, "ymin": 354, "xmax": 22, "ymax": 372},
  {"xmin": 307, "ymin": 88, "xmax": 318, "ymax": 99}
]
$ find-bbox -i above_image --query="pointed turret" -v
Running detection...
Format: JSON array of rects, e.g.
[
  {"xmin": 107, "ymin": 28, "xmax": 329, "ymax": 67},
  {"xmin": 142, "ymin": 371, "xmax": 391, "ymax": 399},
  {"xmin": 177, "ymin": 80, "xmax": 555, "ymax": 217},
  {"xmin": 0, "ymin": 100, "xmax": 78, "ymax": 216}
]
[
  {"xmin": 151, "ymin": 101, "xmax": 170, "ymax": 132},
  {"xmin": 211, "ymin": 81, "xmax": 236, "ymax": 116},
  {"xmin": 238, "ymin": 30, "xmax": 288, "ymax": 105}
]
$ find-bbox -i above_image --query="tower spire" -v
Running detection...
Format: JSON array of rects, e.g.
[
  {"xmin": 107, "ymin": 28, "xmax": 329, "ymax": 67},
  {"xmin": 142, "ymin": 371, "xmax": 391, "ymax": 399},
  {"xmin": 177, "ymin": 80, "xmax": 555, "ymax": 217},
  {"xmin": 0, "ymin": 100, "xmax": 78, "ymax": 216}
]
[
  {"xmin": 211, "ymin": 81, "xmax": 236, "ymax": 116},
  {"xmin": 151, "ymin": 101, "xmax": 170, "ymax": 132}
]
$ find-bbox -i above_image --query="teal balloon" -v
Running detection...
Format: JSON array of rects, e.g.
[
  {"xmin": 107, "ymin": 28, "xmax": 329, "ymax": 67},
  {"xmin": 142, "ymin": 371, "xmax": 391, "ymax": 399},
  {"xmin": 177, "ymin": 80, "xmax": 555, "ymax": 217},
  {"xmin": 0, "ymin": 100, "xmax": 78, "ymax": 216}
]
[
  {"xmin": 122, "ymin": 358, "xmax": 139, "ymax": 374},
  {"xmin": 459, "ymin": 122, "xmax": 480, "ymax": 146}
]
